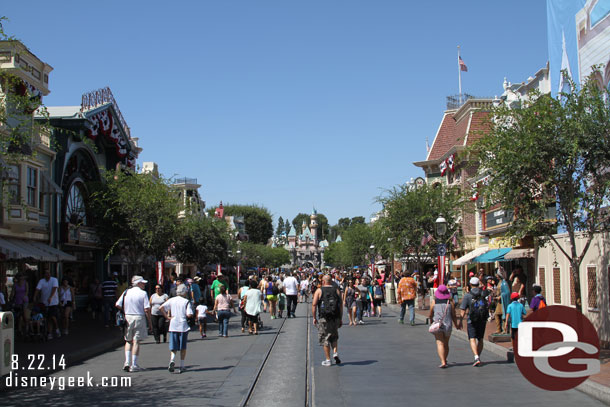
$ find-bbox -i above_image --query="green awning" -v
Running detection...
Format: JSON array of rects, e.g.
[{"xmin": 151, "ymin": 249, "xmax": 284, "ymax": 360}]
[{"xmin": 472, "ymin": 248, "xmax": 512, "ymax": 263}]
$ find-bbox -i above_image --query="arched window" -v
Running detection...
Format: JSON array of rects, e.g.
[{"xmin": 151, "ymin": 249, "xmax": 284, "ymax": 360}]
[{"xmin": 65, "ymin": 181, "xmax": 87, "ymax": 226}]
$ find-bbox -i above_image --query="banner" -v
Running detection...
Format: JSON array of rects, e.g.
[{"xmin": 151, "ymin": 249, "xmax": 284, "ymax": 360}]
[{"xmin": 156, "ymin": 261, "xmax": 164, "ymax": 285}]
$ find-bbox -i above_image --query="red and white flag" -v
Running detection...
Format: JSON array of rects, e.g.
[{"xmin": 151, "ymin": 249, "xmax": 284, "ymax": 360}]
[
  {"xmin": 459, "ymin": 56, "xmax": 468, "ymax": 72},
  {"xmin": 217, "ymin": 264, "xmax": 222, "ymax": 274}
]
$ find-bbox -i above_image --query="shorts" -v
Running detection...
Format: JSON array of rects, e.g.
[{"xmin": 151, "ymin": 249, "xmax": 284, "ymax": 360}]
[
  {"xmin": 169, "ymin": 331, "xmax": 189, "ymax": 351},
  {"xmin": 45, "ymin": 305, "xmax": 58, "ymax": 319},
  {"xmin": 300, "ymin": 289, "xmax": 308, "ymax": 296},
  {"xmin": 317, "ymin": 317, "xmax": 340, "ymax": 347},
  {"xmin": 511, "ymin": 327, "xmax": 518, "ymax": 340},
  {"xmin": 373, "ymin": 298, "xmax": 383, "ymax": 307},
  {"xmin": 198, "ymin": 317, "xmax": 207, "ymax": 324},
  {"xmin": 124, "ymin": 315, "xmax": 147, "ymax": 342},
  {"xmin": 246, "ymin": 313, "xmax": 259, "ymax": 324},
  {"xmin": 267, "ymin": 295, "xmax": 278, "ymax": 302},
  {"xmin": 467, "ymin": 321, "xmax": 486, "ymax": 340},
  {"xmin": 278, "ymin": 303, "xmax": 286, "ymax": 310}
]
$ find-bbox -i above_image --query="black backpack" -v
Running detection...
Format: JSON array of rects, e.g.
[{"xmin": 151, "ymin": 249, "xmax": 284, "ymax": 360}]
[
  {"xmin": 469, "ymin": 290, "xmax": 489, "ymax": 323},
  {"xmin": 318, "ymin": 286, "xmax": 340, "ymax": 319},
  {"xmin": 271, "ymin": 282, "xmax": 279, "ymax": 296}
]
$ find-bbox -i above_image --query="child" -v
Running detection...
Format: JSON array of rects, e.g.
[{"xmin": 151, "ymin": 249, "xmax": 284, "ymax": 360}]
[
  {"xmin": 30, "ymin": 305, "xmax": 44, "ymax": 338},
  {"xmin": 196, "ymin": 299, "xmax": 210, "ymax": 338},
  {"xmin": 278, "ymin": 292, "xmax": 287, "ymax": 318},
  {"xmin": 529, "ymin": 285, "xmax": 546, "ymax": 312},
  {"xmin": 505, "ymin": 292, "xmax": 526, "ymax": 348}
]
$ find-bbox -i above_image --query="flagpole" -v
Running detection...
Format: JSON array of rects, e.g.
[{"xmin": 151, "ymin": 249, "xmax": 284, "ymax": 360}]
[{"xmin": 458, "ymin": 45, "xmax": 462, "ymax": 105}]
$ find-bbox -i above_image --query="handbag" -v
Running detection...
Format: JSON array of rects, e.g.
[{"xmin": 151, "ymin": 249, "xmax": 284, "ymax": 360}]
[
  {"xmin": 115, "ymin": 290, "xmax": 127, "ymax": 328},
  {"xmin": 428, "ymin": 302, "xmax": 450, "ymax": 334}
]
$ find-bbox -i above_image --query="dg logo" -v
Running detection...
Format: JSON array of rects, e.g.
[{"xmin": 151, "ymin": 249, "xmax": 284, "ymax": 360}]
[{"xmin": 515, "ymin": 305, "xmax": 600, "ymax": 391}]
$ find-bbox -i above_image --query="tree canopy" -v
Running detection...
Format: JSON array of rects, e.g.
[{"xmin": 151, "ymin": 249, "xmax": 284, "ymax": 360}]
[
  {"xmin": 472, "ymin": 71, "xmax": 610, "ymax": 311},
  {"xmin": 376, "ymin": 182, "xmax": 464, "ymax": 270},
  {"xmin": 211, "ymin": 204, "xmax": 273, "ymax": 245},
  {"xmin": 173, "ymin": 215, "xmax": 232, "ymax": 272},
  {"xmin": 89, "ymin": 170, "xmax": 182, "ymax": 266}
]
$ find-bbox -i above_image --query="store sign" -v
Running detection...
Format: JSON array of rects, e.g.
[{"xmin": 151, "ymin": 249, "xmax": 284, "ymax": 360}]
[
  {"xmin": 489, "ymin": 236, "xmax": 519, "ymax": 249},
  {"xmin": 484, "ymin": 208, "xmax": 513, "ymax": 230}
]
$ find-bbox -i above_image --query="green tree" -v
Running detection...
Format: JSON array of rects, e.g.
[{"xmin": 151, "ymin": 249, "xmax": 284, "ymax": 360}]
[
  {"xmin": 471, "ymin": 72, "xmax": 610, "ymax": 311},
  {"xmin": 324, "ymin": 241, "xmax": 350, "ymax": 268},
  {"xmin": 89, "ymin": 170, "xmax": 181, "ymax": 268},
  {"xmin": 284, "ymin": 216, "xmax": 292, "ymax": 235},
  {"xmin": 209, "ymin": 204, "xmax": 273, "ymax": 245},
  {"xmin": 173, "ymin": 215, "xmax": 232, "ymax": 272},
  {"xmin": 351, "ymin": 216, "xmax": 366, "ymax": 225},
  {"xmin": 377, "ymin": 183, "xmax": 464, "ymax": 273},
  {"xmin": 342, "ymin": 222, "xmax": 374, "ymax": 266},
  {"xmin": 292, "ymin": 213, "xmax": 310, "ymax": 235},
  {"xmin": 276, "ymin": 216, "xmax": 285, "ymax": 237}
]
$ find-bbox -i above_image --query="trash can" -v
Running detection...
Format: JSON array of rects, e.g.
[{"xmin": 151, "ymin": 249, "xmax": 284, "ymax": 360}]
[
  {"xmin": 1, "ymin": 312, "xmax": 14, "ymax": 376},
  {"xmin": 385, "ymin": 282, "xmax": 396, "ymax": 304}
]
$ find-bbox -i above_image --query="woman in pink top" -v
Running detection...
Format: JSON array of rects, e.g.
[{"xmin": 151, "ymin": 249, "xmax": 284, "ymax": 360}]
[{"xmin": 213, "ymin": 285, "xmax": 235, "ymax": 337}]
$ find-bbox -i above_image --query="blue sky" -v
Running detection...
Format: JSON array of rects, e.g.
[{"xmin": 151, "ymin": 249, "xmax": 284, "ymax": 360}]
[{"xmin": 4, "ymin": 1, "xmax": 548, "ymax": 226}]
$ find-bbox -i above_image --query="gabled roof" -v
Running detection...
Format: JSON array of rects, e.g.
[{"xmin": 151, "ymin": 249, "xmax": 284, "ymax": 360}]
[
  {"xmin": 288, "ymin": 225, "xmax": 297, "ymax": 237},
  {"xmin": 418, "ymin": 100, "xmax": 492, "ymax": 166}
]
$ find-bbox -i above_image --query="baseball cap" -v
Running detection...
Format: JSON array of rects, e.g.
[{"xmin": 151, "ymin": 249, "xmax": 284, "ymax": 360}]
[
  {"xmin": 469, "ymin": 277, "xmax": 480, "ymax": 286},
  {"xmin": 510, "ymin": 292, "xmax": 520, "ymax": 300},
  {"xmin": 131, "ymin": 275, "xmax": 148, "ymax": 285},
  {"xmin": 177, "ymin": 284, "xmax": 189, "ymax": 296}
]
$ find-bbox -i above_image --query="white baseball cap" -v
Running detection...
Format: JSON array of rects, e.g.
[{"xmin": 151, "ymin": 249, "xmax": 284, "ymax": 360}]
[
  {"xmin": 131, "ymin": 275, "xmax": 148, "ymax": 285},
  {"xmin": 469, "ymin": 277, "xmax": 480, "ymax": 286}
]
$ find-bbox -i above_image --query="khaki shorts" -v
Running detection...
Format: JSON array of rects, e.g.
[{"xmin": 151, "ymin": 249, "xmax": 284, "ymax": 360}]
[
  {"xmin": 125, "ymin": 314, "xmax": 147, "ymax": 342},
  {"xmin": 317, "ymin": 317, "xmax": 340, "ymax": 346}
]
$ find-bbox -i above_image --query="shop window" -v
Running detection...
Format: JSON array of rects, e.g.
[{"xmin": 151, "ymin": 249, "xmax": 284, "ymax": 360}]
[
  {"xmin": 8, "ymin": 165, "xmax": 20, "ymax": 204},
  {"xmin": 26, "ymin": 167, "xmax": 37, "ymax": 207},
  {"xmin": 587, "ymin": 266, "xmax": 598, "ymax": 310},
  {"xmin": 553, "ymin": 267, "xmax": 561, "ymax": 304},
  {"xmin": 538, "ymin": 267, "xmax": 546, "ymax": 296},
  {"xmin": 569, "ymin": 267, "xmax": 576, "ymax": 306}
]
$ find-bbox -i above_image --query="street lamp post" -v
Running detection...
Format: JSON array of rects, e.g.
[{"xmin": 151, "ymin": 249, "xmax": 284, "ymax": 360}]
[
  {"xmin": 236, "ymin": 247, "xmax": 242, "ymax": 289},
  {"xmin": 435, "ymin": 215, "xmax": 448, "ymax": 287}
]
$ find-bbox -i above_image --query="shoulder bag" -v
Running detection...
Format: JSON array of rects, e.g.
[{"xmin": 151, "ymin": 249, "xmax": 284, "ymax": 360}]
[
  {"xmin": 116, "ymin": 290, "xmax": 128, "ymax": 328},
  {"xmin": 428, "ymin": 302, "xmax": 450, "ymax": 334}
]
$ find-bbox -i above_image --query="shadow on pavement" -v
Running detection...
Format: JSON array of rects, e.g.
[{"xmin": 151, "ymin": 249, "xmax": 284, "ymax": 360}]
[{"xmin": 339, "ymin": 360, "xmax": 377, "ymax": 366}]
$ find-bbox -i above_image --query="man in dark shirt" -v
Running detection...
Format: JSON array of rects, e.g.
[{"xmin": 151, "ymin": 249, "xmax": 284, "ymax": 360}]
[
  {"xmin": 102, "ymin": 274, "xmax": 118, "ymax": 328},
  {"xmin": 459, "ymin": 277, "xmax": 490, "ymax": 367}
]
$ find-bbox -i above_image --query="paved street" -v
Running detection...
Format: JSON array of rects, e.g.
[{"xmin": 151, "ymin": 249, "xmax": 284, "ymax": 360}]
[{"xmin": 1, "ymin": 304, "xmax": 604, "ymax": 406}]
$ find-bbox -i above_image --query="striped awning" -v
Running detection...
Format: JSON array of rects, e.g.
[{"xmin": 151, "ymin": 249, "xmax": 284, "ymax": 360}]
[
  {"xmin": 0, "ymin": 238, "xmax": 75, "ymax": 262},
  {"xmin": 504, "ymin": 248, "xmax": 535, "ymax": 259},
  {"xmin": 452, "ymin": 246, "xmax": 489, "ymax": 266}
]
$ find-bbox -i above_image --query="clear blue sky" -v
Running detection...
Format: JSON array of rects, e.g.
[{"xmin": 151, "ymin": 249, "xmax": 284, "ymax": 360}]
[{"xmin": 4, "ymin": 1, "xmax": 548, "ymax": 226}]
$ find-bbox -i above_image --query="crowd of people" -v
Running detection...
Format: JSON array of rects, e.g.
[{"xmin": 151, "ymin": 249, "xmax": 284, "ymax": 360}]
[{"xmin": 1, "ymin": 262, "xmax": 543, "ymax": 373}]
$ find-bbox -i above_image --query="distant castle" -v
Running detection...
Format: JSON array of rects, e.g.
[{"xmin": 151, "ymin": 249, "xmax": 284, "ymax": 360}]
[{"xmin": 285, "ymin": 210, "xmax": 329, "ymax": 269}]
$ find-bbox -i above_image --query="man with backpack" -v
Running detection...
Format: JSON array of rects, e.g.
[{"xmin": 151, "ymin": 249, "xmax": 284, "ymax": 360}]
[
  {"xmin": 312, "ymin": 274, "xmax": 343, "ymax": 366},
  {"xmin": 458, "ymin": 277, "xmax": 489, "ymax": 367}
]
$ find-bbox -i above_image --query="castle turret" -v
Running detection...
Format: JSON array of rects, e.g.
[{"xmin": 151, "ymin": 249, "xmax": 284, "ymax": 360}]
[{"xmin": 310, "ymin": 208, "xmax": 318, "ymax": 242}]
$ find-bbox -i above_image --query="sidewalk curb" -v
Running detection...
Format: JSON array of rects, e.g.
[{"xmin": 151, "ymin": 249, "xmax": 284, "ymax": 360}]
[{"xmin": 388, "ymin": 303, "xmax": 610, "ymax": 404}]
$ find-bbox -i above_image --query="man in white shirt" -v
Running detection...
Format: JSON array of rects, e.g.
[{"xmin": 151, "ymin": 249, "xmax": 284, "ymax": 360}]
[
  {"xmin": 34, "ymin": 270, "xmax": 60, "ymax": 340},
  {"xmin": 116, "ymin": 275, "xmax": 152, "ymax": 372},
  {"xmin": 161, "ymin": 284, "xmax": 194, "ymax": 374},
  {"xmin": 283, "ymin": 272, "xmax": 299, "ymax": 318}
]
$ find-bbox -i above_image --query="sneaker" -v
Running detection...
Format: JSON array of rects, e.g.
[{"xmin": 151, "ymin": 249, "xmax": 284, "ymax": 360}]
[
  {"xmin": 63, "ymin": 329, "xmax": 69, "ymax": 335},
  {"xmin": 358, "ymin": 320, "xmax": 365, "ymax": 325},
  {"xmin": 333, "ymin": 353, "xmax": 341, "ymax": 364},
  {"xmin": 47, "ymin": 333, "xmax": 53, "ymax": 340},
  {"xmin": 123, "ymin": 363, "xmax": 130, "ymax": 372},
  {"xmin": 178, "ymin": 366, "xmax": 185, "ymax": 374},
  {"xmin": 410, "ymin": 321, "xmax": 415, "ymax": 326},
  {"xmin": 202, "ymin": 334, "xmax": 206, "ymax": 338},
  {"xmin": 398, "ymin": 320, "xmax": 404, "ymax": 324},
  {"xmin": 55, "ymin": 329, "xmax": 61, "ymax": 338},
  {"xmin": 130, "ymin": 364, "xmax": 142, "ymax": 372},
  {"xmin": 168, "ymin": 361, "xmax": 175, "ymax": 373},
  {"xmin": 473, "ymin": 358, "xmax": 481, "ymax": 367},
  {"xmin": 321, "ymin": 360, "xmax": 331, "ymax": 367}
]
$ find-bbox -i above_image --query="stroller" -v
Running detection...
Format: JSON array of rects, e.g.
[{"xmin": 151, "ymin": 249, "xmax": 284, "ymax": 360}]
[{"xmin": 27, "ymin": 305, "xmax": 47, "ymax": 342}]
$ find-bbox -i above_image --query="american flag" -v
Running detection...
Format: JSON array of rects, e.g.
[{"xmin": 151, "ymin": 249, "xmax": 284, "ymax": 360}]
[
  {"xmin": 459, "ymin": 56, "xmax": 468, "ymax": 72},
  {"xmin": 421, "ymin": 231, "xmax": 433, "ymax": 246},
  {"xmin": 451, "ymin": 232, "xmax": 458, "ymax": 248}
]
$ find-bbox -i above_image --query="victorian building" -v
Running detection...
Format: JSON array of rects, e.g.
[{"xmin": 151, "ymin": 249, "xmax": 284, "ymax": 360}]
[{"xmin": 0, "ymin": 40, "xmax": 74, "ymax": 298}]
